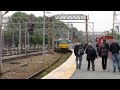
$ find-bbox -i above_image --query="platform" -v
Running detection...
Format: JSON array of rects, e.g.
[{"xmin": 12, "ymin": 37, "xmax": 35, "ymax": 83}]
[
  {"xmin": 71, "ymin": 54, "xmax": 120, "ymax": 79},
  {"xmin": 42, "ymin": 49, "xmax": 120, "ymax": 79}
]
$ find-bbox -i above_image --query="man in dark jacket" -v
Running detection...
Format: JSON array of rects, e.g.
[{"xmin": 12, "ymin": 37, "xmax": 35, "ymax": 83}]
[
  {"xmin": 74, "ymin": 42, "xmax": 84, "ymax": 69},
  {"xmin": 99, "ymin": 39, "xmax": 109, "ymax": 70},
  {"xmin": 86, "ymin": 43, "xmax": 97, "ymax": 71},
  {"xmin": 110, "ymin": 39, "xmax": 120, "ymax": 72}
]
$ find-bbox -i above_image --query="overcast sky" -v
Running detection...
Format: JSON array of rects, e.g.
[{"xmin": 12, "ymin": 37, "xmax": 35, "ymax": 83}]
[{"xmin": 3, "ymin": 11, "xmax": 114, "ymax": 32}]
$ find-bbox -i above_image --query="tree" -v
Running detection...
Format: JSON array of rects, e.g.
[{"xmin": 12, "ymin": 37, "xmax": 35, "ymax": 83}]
[
  {"xmin": 10, "ymin": 11, "xmax": 29, "ymax": 27},
  {"xmin": 5, "ymin": 12, "xmax": 72, "ymax": 46},
  {"xmin": 5, "ymin": 12, "xmax": 29, "ymax": 47}
]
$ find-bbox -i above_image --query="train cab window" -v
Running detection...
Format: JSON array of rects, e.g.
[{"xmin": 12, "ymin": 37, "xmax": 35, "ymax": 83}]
[{"xmin": 60, "ymin": 40, "xmax": 68, "ymax": 44}]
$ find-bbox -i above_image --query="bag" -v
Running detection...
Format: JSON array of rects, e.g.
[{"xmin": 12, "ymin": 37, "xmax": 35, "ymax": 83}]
[
  {"xmin": 100, "ymin": 43, "xmax": 108, "ymax": 56},
  {"xmin": 88, "ymin": 47, "xmax": 94, "ymax": 56},
  {"xmin": 101, "ymin": 44, "xmax": 108, "ymax": 52},
  {"xmin": 78, "ymin": 47, "xmax": 84, "ymax": 56}
]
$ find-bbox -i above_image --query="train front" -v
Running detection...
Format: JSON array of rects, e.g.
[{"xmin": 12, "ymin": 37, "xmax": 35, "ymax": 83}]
[{"xmin": 59, "ymin": 39, "xmax": 70, "ymax": 51}]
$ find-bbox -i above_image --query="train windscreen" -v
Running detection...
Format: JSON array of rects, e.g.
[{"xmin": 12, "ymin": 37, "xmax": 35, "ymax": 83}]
[{"xmin": 60, "ymin": 40, "xmax": 68, "ymax": 44}]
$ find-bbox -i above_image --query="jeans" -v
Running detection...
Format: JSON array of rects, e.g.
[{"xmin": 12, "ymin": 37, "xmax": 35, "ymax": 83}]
[
  {"xmin": 76, "ymin": 55, "xmax": 82, "ymax": 69},
  {"xmin": 102, "ymin": 56, "xmax": 108, "ymax": 70},
  {"xmin": 112, "ymin": 53, "xmax": 120, "ymax": 71}
]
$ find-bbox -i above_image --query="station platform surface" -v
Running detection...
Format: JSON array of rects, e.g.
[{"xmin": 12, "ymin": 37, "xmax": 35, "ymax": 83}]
[
  {"xmin": 42, "ymin": 49, "xmax": 120, "ymax": 79},
  {"xmin": 71, "ymin": 54, "xmax": 120, "ymax": 79}
]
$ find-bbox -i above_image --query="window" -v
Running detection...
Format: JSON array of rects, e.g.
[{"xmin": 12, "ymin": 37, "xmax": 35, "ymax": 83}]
[{"xmin": 60, "ymin": 40, "xmax": 68, "ymax": 44}]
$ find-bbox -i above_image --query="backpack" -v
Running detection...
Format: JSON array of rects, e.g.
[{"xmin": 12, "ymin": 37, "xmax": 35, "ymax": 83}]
[
  {"xmin": 100, "ymin": 43, "xmax": 109, "ymax": 56},
  {"xmin": 88, "ymin": 47, "xmax": 94, "ymax": 56},
  {"xmin": 78, "ymin": 47, "xmax": 84, "ymax": 56},
  {"xmin": 101, "ymin": 43, "xmax": 108, "ymax": 52}
]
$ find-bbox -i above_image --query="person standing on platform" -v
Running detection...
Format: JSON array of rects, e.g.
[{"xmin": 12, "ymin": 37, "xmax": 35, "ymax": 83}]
[
  {"xmin": 74, "ymin": 42, "xmax": 84, "ymax": 69},
  {"xmin": 110, "ymin": 39, "xmax": 120, "ymax": 72},
  {"xmin": 85, "ymin": 43, "xmax": 97, "ymax": 71},
  {"xmin": 99, "ymin": 39, "xmax": 109, "ymax": 71}
]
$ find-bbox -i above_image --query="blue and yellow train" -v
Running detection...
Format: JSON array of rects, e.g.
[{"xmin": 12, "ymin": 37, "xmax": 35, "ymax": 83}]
[{"xmin": 54, "ymin": 39, "xmax": 71, "ymax": 52}]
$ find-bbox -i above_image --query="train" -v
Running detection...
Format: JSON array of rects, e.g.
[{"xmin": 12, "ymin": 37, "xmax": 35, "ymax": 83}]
[{"xmin": 54, "ymin": 38, "xmax": 72, "ymax": 53}]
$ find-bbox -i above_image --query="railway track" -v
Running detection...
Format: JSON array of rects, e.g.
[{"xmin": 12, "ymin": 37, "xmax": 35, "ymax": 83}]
[
  {"xmin": 26, "ymin": 55, "xmax": 63, "ymax": 79},
  {"xmin": 0, "ymin": 51, "xmax": 72, "ymax": 79},
  {"xmin": 2, "ymin": 51, "xmax": 48, "ymax": 63},
  {"xmin": 1, "ymin": 51, "xmax": 48, "ymax": 74},
  {"xmin": 2, "ymin": 49, "xmax": 42, "ymax": 56},
  {"xmin": 27, "ymin": 50, "xmax": 72, "ymax": 79},
  {"xmin": 2, "ymin": 63, "xmax": 28, "ymax": 74}
]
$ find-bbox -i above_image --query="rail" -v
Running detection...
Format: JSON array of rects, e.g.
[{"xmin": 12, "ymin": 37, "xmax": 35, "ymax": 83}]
[{"xmin": 2, "ymin": 51, "xmax": 47, "ymax": 61}]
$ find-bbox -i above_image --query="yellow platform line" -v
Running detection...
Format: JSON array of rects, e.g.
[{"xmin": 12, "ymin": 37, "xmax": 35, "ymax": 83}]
[
  {"xmin": 60, "ymin": 63, "xmax": 76, "ymax": 79},
  {"xmin": 42, "ymin": 49, "xmax": 76, "ymax": 79}
]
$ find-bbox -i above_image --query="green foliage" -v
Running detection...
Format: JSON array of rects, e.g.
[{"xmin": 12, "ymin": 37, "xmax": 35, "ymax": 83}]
[
  {"xmin": 5, "ymin": 11, "xmax": 83, "ymax": 45},
  {"xmin": 29, "ymin": 34, "xmax": 51, "ymax": 45},
  {"xmin": 4, "ymin": 31, "xmax": 11, "ymax": 38},
  {"xmin": 10, "ymin": 11, "xmax": 29, "ymax": 26},
  {"xmin": 30, "ymin": 34, "xmax": 39, "ymax": 45},
  {"xmin": 12, "ymin": 12, "xmax": 29, "ymax": 17}
]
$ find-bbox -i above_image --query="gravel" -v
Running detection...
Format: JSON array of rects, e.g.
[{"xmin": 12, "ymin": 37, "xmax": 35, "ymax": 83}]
[{"xmin": 0, "ymin": 52, "xmax": 62, "ymax": 79}]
